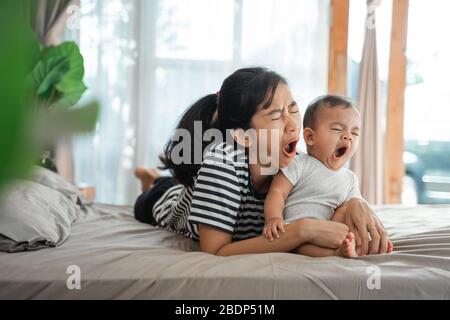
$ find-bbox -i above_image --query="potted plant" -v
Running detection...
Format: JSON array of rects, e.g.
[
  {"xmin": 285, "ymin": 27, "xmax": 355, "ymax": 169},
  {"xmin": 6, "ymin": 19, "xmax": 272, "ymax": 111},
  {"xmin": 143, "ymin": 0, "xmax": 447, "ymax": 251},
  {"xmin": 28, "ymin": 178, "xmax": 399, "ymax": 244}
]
[
  {"xmin": 27, "ymin": 41, "xmax": 88, "ymax": 172},
  {"xmin": 0, "ymin": 1, "xmax": 98, "ymax": 191}
]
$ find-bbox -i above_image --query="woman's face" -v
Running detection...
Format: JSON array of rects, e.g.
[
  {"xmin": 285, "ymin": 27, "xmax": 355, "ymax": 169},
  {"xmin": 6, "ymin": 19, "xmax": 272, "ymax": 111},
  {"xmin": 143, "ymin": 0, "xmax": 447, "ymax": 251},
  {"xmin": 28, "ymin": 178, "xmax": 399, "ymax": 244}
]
[{"xmin": 250, "ymin": 83, "xmax": 301, "ymax": 172}]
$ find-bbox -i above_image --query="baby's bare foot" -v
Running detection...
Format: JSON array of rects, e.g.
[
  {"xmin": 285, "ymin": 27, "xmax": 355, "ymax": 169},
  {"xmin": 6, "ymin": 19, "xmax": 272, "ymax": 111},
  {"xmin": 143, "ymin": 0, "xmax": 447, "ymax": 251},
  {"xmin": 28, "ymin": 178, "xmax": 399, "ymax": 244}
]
[
  {"xmin": 134, "ymin": 167, "xmax": 161, "ymax": 191},
  {"xmin": 337, "ymin": 232, "xmax": 358, "ymax": 258}
]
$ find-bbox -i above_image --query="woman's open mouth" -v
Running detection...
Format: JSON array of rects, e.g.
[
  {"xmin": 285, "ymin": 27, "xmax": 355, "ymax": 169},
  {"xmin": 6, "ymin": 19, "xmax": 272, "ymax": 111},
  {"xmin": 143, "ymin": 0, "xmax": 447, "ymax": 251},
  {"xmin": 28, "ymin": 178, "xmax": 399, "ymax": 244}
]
[{"xmin": 282, "ymin": 139, "xmax": 298, "ymax": 158}]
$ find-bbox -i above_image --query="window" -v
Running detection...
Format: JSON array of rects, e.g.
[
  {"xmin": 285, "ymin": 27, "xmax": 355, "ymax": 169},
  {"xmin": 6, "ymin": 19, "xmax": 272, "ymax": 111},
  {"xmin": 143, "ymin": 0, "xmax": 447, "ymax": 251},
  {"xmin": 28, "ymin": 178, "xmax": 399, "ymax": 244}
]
[
  {"xmin": 74, "ymin": 0, "xmax": 331, "ymax": 204},
  {"xmin": 403, "ymin": 0, "xmax": 450, "ymax": 204}
]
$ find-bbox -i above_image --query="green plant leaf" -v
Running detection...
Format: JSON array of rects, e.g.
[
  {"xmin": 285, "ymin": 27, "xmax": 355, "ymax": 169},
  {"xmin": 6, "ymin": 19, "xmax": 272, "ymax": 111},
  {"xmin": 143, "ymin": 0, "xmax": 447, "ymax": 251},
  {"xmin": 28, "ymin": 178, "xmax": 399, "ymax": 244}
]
[
  {"xmin": 33, "ymin": 56, "xmax": 70, "ymax": 97},
  {"xmin": 52, "ymin": 80, "xmax": 88, "ymax": 109},
  {"xmin": 0, "ymin": 1, "xmax": 100, "ymax": 192},
  {"xmin": 41, "ymin": 42, "xmax": 87, "ymax": 108}
]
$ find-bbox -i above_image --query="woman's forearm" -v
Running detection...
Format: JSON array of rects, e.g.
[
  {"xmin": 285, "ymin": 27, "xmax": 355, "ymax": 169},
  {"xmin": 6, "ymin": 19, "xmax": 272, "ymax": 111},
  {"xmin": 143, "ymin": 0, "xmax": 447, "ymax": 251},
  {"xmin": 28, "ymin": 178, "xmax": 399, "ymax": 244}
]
[
  {"xmin": 216, "ymin": 220, "xmax": 308, "ymax": 256},
  {"xmin": 211, "ymin": 218, "xmax": 349, "ymax": 256}
]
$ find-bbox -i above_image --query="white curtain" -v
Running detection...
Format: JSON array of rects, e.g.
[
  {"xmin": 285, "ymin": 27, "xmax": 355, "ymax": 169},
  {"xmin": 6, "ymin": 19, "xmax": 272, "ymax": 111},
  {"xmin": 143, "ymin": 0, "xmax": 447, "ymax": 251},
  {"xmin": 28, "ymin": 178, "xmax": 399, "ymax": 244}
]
[
  {"xmin": 74, "ymin": 0, "xmax": 331, "ymax": 205},
  {"xmin": 73, "ymin": 0, "xmax": 140, "ymax": 204},
  {"xmin": 350, "ymin": 0, "xmax": 384, "ymax": 204},
  {"xmin": 30, "ymin": 0, "xmax": 80, "ymax": 45}
]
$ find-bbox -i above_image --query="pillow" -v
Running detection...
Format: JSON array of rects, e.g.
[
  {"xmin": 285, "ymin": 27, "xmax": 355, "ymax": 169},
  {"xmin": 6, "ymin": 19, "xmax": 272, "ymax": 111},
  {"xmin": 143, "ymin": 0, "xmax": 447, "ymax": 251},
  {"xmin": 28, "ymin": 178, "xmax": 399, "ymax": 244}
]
[
  {"xmin": 0, "ymin": 180, "xmax": 80, "ymax": 253},
  {"xmin": 29, "ymin": 166, "xmax": 89, "ymax": 206}
]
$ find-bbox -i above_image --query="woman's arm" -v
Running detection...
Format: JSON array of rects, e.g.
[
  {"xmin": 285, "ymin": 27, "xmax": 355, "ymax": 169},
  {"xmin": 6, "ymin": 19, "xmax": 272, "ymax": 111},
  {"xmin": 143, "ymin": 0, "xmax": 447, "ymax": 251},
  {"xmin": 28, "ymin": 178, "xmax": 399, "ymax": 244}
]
[{"xmin": 199, "ymin": 218, "xmax": 350, "ymax": 256}]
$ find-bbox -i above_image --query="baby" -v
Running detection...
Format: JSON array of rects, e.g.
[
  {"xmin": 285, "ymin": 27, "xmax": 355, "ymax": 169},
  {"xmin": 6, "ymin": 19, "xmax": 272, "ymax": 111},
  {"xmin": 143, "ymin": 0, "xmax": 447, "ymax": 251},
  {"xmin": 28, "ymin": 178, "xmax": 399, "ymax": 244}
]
[{"xmin": 263, "ymin": 95, "xmax": 393, "ymax": 258}]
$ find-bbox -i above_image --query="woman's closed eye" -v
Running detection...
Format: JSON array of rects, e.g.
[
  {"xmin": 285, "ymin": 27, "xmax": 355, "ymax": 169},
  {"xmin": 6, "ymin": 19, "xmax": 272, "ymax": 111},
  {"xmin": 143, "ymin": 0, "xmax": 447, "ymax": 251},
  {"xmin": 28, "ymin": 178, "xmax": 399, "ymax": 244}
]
[
  {"xmin": 271, "ymin": 108, "xmax": 299, "ymax": 120},
  {"xmin": 289, "ymin": 104, "xmax": 299, "ymax": 114},
  {"xmin": 271, "ymin": 111, "xmax": 283, "ymax": 121}
]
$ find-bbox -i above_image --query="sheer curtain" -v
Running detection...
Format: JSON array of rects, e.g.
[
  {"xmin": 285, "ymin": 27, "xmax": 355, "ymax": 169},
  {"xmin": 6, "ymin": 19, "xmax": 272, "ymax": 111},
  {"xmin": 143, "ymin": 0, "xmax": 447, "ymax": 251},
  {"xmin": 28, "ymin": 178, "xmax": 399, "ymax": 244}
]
[
  {"xmin": 27, "ymin": 0, "xmax": 82, "ymax": 183},
  {"xmin": 74, "ymin": 0, "xmax": 330, "ymax": 205},
  {"xmin": 28, "ymin": 0, "xmax": 80, "ymax": 45},
  {"xmin": 73, "ymin": 0, "xmax": 140, "ymax": 204},
  {"xmin": 347, "ymin": 0, "xmax": 392, "ymax": 205},
  {"xmin": 349, "ymin": 0, "xmax": 384, "ymax": 205}
]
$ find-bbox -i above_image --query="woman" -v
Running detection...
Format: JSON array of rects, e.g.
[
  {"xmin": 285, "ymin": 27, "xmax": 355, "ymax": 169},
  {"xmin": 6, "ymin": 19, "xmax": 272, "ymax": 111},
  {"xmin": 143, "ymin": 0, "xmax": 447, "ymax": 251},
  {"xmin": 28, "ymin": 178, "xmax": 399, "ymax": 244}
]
[{"xmin": 134, "ymin": 67, "xmax": 389, "ymax": 256}]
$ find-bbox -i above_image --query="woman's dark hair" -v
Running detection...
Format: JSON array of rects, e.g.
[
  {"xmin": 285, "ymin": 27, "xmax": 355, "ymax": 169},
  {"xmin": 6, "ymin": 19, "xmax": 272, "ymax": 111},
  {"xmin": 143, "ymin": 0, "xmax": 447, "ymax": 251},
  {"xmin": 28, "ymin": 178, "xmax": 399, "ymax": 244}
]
[{"xmin": 159, "ymin": 67, "xmax": 287, "ymax": 187}]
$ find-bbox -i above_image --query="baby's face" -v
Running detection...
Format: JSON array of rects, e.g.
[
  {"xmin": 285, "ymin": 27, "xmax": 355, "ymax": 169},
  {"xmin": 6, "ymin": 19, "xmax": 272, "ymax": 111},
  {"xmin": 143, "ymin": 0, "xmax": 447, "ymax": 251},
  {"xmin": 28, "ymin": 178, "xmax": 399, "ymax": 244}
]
[{"xmin": 304, "ymin": 106, "xmax": 361, "ymax": 171}]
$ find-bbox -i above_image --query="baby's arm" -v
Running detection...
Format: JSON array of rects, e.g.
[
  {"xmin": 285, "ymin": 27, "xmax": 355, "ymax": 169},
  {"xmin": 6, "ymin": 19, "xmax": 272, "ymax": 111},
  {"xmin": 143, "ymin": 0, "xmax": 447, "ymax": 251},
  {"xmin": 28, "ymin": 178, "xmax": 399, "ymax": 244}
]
[{"xmin": 263, "ymin": 172, "xmax": 293, "ymax": 241}]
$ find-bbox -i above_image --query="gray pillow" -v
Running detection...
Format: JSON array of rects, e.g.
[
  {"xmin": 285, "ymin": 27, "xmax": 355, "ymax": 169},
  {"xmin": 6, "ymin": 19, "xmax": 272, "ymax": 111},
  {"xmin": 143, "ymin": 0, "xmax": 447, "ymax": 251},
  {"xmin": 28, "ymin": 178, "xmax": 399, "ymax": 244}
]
[
  {"xmin": 0, "ymin": 180, "xmax": 80, "ymax": 253},
  {"xmin": 29, "ymin": 166, "xmax": 89, "ymax": 206}
]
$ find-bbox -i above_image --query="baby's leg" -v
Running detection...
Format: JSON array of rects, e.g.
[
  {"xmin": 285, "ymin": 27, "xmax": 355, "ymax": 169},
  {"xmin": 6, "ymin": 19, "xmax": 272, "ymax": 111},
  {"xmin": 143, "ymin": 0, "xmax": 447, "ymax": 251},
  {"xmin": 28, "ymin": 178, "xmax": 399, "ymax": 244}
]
[
  {"xmin": 296, "ymin": 243, "xmax": 338, "ymax": 257},
  {"xmin": 294, "ymin": 206, "xmax": 357, "ymax": 258},
  {"xmin": 296, "ymin": 233, "xmax": 357, "ymax": 258},
  {"xmin": 331, "ymin": 203, "xmax": 348, "ymax": 223},
  {"xmin": 295, "ymin": 207, "xmax": 351, "ymax": 257}
]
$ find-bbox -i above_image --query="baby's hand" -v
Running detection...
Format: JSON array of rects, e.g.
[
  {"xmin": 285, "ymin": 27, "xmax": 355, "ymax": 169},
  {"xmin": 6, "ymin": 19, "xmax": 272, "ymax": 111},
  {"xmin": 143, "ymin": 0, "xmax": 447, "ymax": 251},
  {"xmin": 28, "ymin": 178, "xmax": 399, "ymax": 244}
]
[{"xmin": 263, "ymin": 218, "xmax": 286, "ymax": 241}]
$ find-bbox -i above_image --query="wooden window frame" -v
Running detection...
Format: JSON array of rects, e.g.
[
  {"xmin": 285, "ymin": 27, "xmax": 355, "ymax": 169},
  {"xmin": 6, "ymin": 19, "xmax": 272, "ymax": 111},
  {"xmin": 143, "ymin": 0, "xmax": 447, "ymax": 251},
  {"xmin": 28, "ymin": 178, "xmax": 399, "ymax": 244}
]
[
  {"xmin": 385, "ymin": 0, "xmax": 409, "ymax": 204},
  {"xmin": 328, "ymin": 0, "xmax": 410, "ymax": 204}
]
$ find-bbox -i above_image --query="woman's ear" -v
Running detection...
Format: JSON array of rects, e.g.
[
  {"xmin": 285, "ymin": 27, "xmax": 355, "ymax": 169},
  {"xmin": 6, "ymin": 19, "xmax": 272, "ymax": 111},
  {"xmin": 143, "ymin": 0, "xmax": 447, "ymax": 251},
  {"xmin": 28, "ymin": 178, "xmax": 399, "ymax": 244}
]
[
  {"xmin": 230, "ymin": 129, "xmax": 252, "ymax": 148},
  {"xmin": 303, "ymin": 128, "xmax": 315, "ymax": 147}
]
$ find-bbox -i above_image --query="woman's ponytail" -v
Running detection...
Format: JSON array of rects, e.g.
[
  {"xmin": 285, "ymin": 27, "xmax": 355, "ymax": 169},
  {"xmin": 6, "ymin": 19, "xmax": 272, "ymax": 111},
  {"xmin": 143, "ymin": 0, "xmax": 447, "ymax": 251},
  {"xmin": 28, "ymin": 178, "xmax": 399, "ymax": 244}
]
[{"xmin": 159, "ymin": 94, "xmax": 219, "ymax": 187}]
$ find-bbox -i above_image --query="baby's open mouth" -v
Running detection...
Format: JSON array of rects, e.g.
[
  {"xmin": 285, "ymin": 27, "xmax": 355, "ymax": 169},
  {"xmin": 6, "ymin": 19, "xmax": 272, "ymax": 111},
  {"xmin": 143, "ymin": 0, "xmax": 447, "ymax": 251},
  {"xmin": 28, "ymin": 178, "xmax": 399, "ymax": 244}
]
[
  {"xmin": 283, "ymin": 139, "xmax": 298, "ymax": 158},
  {"xmin": 334, "ymin": 146, "xmax": 348, "ymax": 158}
]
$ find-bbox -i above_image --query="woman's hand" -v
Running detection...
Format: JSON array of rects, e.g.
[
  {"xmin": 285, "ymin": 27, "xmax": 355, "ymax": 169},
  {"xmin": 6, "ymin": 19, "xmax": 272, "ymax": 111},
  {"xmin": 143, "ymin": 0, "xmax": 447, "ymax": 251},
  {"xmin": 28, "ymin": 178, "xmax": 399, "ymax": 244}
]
[
  {"xmin": 299, "ymin": 219, "xmax": 349, "ymax": 249},
  {"xmin": 345, "ymin": 198, "xmax": 389, "ymax": 255}
]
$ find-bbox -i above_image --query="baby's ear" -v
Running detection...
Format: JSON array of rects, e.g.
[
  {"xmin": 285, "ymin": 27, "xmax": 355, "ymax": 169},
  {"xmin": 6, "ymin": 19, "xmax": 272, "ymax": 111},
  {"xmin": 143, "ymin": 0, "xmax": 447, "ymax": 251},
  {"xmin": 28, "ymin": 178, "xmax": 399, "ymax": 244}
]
[{"xmin": 303, "ymin": 128, "xmax": 315, "ymax": 146}]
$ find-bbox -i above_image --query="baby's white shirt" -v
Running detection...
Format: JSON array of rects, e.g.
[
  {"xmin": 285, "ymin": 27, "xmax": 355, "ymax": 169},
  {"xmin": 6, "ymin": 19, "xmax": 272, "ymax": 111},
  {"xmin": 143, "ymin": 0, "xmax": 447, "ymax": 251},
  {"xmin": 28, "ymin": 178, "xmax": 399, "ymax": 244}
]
[{"xmin": 280, "ymin": 151, "xmax": 361, "ymax": 222}]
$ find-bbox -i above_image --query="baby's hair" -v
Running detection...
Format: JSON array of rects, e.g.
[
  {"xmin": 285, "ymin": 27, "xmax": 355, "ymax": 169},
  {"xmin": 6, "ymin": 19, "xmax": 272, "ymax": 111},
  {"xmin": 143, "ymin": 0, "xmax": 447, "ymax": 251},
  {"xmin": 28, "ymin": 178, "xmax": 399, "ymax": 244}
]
[{"xmin": 303, "ymin": 95, "xmax": 355, "ymax": 129}]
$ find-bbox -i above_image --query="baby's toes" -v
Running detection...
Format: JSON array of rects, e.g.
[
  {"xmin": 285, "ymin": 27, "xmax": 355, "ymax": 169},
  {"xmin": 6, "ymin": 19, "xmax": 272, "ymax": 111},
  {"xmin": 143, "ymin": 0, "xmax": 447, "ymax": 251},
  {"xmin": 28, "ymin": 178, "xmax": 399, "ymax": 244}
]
[{"xmin": 346, "ymin": 232, "xmax": 355, "ymax": 241}]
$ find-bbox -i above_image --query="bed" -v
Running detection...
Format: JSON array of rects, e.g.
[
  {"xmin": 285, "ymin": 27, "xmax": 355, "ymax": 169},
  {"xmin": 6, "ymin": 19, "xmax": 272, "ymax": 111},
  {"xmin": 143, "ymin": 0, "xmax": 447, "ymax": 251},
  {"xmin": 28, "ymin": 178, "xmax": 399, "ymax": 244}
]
[{"xmin": 0, "ymin": 202, "xmax": 449, "ymax": 300}]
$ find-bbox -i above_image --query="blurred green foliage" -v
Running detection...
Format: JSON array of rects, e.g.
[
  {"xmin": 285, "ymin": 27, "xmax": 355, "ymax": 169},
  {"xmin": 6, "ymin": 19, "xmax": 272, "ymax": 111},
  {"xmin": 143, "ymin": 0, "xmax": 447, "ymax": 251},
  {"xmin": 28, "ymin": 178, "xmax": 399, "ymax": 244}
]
[{"xmin": 0, "ymin": 0, "xmax": 99, "ymax": 191}]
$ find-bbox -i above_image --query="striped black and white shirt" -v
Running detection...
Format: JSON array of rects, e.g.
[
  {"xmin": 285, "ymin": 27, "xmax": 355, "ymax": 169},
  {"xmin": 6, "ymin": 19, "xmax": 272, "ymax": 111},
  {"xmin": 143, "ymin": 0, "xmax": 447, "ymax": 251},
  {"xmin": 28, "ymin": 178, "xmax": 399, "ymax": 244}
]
[{"xmin": 152, "ymin": 142, "xmax": 266, "ymax": 241}]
